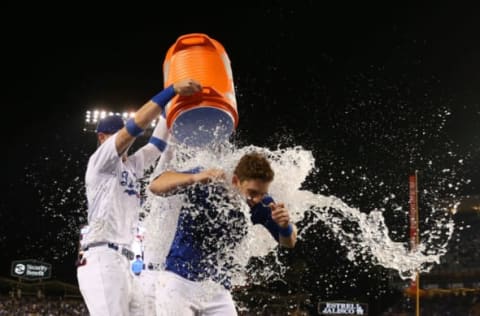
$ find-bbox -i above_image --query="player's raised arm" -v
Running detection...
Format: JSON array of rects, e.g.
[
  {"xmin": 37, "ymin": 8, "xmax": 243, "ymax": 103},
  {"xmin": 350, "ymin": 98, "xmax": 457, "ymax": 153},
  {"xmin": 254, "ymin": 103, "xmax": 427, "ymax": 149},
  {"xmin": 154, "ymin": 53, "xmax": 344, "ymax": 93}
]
[
  {"xmin": 115, "ymin": 79, "xmax": 201, "ymax": 156},
  {"xmin": 130, "ymin": 115, "xmax": 174, "ymax": 176},
  {"xmin": 149, "ymin": 169, "xmax": 225, "ymax": 195}
]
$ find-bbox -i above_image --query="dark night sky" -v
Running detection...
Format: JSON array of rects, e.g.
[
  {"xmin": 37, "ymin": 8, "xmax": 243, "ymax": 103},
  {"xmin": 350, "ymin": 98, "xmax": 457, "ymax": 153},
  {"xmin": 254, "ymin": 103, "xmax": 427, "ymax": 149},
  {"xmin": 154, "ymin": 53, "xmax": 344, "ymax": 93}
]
[{"xmin": 2, "ymin": 3, "xmax": 479, "ymax": 290}]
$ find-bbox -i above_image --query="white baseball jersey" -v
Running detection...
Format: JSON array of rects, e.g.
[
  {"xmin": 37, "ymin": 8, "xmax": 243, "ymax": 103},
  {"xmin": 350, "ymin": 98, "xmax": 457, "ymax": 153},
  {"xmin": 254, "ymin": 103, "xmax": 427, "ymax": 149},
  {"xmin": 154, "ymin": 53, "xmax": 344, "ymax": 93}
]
[{"xmin": 84, "ymin": 133, "xmax": 161, "ymax": 246}]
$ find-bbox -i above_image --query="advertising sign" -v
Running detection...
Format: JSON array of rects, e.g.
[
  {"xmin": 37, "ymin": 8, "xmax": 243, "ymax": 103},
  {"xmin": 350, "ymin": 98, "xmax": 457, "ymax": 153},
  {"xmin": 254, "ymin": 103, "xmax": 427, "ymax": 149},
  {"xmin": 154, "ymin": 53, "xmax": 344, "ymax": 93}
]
[{"xmin": 11, "ymin": 259, "xmax": 52, "ymax": 280}]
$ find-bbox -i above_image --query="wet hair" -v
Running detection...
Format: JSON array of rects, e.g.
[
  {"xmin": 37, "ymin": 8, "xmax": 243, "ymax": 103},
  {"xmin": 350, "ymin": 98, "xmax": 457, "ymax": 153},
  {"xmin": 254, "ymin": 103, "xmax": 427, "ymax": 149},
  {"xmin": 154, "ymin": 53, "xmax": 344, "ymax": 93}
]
[{"xmin": 233, "ymin": 152, "xmax": 274, "ymax": 182}]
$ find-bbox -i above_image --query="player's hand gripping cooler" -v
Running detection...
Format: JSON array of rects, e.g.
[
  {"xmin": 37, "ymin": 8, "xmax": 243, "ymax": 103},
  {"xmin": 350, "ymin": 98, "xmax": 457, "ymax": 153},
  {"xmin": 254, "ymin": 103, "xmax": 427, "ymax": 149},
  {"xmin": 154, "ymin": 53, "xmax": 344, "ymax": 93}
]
[{"xmin": 163, "ymin": 33, "xmax": 239, "ymax": 147}]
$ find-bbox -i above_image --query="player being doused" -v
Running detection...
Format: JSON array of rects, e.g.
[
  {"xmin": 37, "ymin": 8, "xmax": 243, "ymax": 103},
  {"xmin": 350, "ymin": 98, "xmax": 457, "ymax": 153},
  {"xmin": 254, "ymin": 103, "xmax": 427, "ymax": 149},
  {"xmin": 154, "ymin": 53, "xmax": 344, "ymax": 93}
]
[{"xmin": 149, "ymin": 152, "xmax": 297, "ymax": 316}]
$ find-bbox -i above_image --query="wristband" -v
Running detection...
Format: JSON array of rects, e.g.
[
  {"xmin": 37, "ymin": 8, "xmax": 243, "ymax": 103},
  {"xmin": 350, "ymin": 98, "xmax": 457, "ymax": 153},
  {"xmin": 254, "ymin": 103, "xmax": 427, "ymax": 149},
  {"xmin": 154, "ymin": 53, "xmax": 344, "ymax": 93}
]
[
  {"xmin": 151, "ymin": 85, "xmax": 176, "ymax": 110},
  {"xmin": 149, "ymin": 137, "xmax": 168, "ymax": 152},
  {"xmin": 125, "ymin": 118, "xmax": 144, "ymax": 137},
  {"xmin": 279, "ymin": 224, "xmax": 293, "ymax": 237}
]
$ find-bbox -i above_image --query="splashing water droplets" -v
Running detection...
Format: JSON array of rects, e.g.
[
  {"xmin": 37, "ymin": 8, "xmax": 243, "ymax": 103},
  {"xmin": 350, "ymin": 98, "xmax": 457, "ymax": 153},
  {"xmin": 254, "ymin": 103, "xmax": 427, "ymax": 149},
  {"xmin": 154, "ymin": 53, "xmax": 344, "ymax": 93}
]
[{"xmin": 143, "ymin": 140, "xmax": 454, "ymax": 289}]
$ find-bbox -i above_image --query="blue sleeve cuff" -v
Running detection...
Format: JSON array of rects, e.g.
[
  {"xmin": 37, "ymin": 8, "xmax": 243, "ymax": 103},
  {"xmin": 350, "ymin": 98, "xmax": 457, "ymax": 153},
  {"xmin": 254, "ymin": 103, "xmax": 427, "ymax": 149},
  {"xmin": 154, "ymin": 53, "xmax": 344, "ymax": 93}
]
[
  {"xmin": 125, "ymin": 118, "xmax": 144, "ymax": 137},
  {"xmin": 151, "ymin": 85, "xmax": 176, "ymax": 110},
  {"xmin": 149, "ymin": 137, "xmax": 167, "ymax": 152},
  {"xmin": 279, "ymin": 224, "xmax": 293, "ymax": 237}
]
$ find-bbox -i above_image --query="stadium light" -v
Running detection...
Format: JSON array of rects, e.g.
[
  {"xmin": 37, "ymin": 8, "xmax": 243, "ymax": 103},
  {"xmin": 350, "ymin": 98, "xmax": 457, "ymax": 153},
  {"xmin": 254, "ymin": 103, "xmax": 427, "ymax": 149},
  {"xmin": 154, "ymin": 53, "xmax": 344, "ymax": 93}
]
[{"xmin": 84, "ymin": 109, "xmax": 158, "ymax": 136}]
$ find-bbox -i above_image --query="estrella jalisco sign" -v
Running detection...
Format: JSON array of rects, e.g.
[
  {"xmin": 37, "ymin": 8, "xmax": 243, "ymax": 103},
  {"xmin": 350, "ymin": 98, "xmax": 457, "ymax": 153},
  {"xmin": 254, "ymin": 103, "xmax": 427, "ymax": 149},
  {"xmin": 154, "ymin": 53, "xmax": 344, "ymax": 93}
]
[{"xmin": 318, "ymin": 301, "xmax": 368, "ymax": 315}]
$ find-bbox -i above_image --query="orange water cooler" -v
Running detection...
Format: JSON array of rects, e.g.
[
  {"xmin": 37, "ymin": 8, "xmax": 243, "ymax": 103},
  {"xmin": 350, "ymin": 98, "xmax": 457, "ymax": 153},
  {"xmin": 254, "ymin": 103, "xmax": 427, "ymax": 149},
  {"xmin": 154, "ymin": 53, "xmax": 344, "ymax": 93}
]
[{"xmin": 163, "ymin": 33, "xmax": 238, "ymax": 147}]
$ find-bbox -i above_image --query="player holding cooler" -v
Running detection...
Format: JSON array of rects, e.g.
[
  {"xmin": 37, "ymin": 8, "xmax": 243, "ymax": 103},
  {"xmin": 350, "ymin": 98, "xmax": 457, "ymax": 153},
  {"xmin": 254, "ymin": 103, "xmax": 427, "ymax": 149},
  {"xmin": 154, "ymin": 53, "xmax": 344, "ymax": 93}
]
[{"xmin": 77, "ymin": 78, "xmax": 201, "ymax": 316}]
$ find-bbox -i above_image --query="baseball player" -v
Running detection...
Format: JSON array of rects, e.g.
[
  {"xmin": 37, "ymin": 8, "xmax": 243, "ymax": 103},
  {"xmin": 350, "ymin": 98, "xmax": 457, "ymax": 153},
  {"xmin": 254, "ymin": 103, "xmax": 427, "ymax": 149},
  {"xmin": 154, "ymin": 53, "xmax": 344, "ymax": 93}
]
[
  {"xmin": 77, "ymin": 78, "xmax": 202, "ymax": 316},
  {"xmin": 138, "ymin": 145, "xmax": 183, "ymax": 316},
  {"xmin": 149, "ymin": 152, "xmax": 298, "ymax": 316}
]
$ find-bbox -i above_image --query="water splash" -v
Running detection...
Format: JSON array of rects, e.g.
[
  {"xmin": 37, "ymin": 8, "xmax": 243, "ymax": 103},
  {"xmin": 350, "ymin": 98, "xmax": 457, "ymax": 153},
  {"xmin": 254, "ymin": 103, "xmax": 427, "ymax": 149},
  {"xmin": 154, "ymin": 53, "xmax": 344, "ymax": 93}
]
[
  {"xmin": 22, "ymin": 148, "xmax": 88, "ymax": 261},
  {"xmin": 142, "ymin": 140, "xmax": 455, "ymax": 290},
  {"xmin": 299, "ymin": 193, "xmax": 454, "ymax": 280}
]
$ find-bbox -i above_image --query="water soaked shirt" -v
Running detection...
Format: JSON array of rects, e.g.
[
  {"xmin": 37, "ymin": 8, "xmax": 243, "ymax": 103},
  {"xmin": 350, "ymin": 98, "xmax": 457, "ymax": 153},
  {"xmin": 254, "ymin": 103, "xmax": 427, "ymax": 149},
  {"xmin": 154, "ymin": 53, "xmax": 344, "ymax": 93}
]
[{"xmin": 164, "ymin": 169, "xmax": 282, "ymax": 289}]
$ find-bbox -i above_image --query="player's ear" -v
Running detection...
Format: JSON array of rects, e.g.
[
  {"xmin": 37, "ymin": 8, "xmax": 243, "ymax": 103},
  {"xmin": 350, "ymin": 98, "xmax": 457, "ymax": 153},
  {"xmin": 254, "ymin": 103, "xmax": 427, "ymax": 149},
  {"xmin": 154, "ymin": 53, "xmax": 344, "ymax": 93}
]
[
  {"xmin": 232, "ymin": 174, "xmax": 239, "ymax": 186},
  {"xmin": 97, "ymin": 133, "xmax": 106, "ymax": 145}
]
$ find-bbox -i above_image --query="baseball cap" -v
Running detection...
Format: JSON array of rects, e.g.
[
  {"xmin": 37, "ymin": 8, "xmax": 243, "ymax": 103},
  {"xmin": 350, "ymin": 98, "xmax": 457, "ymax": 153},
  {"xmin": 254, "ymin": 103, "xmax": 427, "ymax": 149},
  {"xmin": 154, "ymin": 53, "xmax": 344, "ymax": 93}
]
[{"xmin": 95, "ymin": 115, "xmax": 125, "ymax": 134}]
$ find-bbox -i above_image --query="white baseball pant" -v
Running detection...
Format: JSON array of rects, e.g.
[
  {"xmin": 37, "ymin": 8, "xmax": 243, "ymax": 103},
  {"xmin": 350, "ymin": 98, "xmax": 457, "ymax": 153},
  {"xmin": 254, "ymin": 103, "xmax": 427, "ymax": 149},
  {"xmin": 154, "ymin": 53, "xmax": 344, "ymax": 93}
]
[
  {"xmin": 155, "ymin": 270, "xmax": 237, "ymax": 316},
  {"xmin": 77, "ymin": 246, "xmax": 145, "ymax": 316},
  {"xmin": 138, "ymin": 268, "xmax": 159, "ymax": 316}
]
